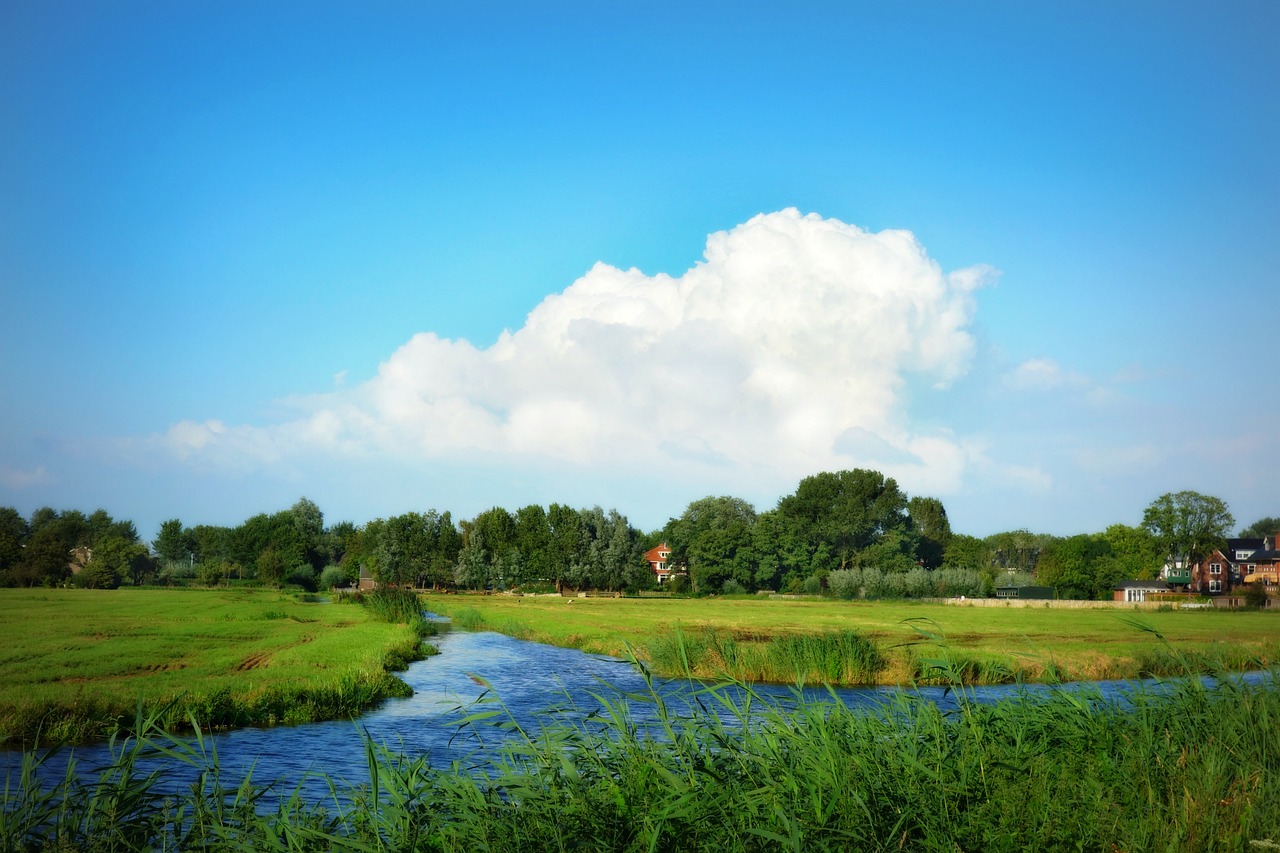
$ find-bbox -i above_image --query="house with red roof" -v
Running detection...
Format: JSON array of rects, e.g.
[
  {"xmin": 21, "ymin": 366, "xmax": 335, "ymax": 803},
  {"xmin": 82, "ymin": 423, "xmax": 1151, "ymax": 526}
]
[{"xmin": 645, "ymin": 541, "xmax": 684, "ymax": 585}]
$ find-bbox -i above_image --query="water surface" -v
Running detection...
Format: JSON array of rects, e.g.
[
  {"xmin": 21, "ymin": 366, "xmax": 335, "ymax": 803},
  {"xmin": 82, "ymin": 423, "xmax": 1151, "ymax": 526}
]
[{"xmin": 3, "ymin": 625, "xmax": 1256, "ymax": 799}]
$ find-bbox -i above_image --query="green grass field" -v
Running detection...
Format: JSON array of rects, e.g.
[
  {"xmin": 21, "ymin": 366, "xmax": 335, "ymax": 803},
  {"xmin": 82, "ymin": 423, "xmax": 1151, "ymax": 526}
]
[
  {"xmin": 0, "ymin": 587, "xmax": 427, "ymax": 745},
  {"xmin": 423, "ymin": 593, "xmax": 1280, "ymax": 684}
]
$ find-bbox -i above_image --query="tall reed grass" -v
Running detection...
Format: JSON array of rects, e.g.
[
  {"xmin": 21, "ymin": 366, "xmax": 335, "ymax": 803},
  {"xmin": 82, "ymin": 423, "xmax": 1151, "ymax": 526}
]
[
  {"xmin": 644, "ymin": 626, "xmax": 887, "ymax": 685},
  {"xmin": 5, "ymin": 653, "xmax": 1279, "ymax": 851},
  {"xmin": 341, "ymin": 586, "xmax": 438, "ymax": 639}
]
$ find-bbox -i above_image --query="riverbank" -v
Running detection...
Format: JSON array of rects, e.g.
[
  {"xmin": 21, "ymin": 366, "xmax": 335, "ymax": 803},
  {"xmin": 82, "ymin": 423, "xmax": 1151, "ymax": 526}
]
[
  {"xmin": 0, "ymin": 588, "xmax": 431, "ymax": 746},
  {"xmin": 6, "ymin": 656, "xmax": 1279, "ymax": 851},
  {"xmin": 422, "ymin": 593, "xmax": 1280, "ymax": 685}
]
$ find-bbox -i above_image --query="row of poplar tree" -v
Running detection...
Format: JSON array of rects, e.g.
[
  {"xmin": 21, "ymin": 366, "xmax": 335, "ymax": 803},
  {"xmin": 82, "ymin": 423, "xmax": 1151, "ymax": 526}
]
[{"xmin": 4, "ymin": 471, "xmax": 1273, "ymax": 597}]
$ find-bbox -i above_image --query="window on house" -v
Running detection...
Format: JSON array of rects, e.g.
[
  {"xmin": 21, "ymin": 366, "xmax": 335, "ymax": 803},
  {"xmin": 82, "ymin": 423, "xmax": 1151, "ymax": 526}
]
[
  {"xmin": 1209, "ymin": 579, "xmax": 1222, "ymax": 593},
  {"xmin": 1210, "ymin": 563, "xmax": 1222, "ymax": 575}
]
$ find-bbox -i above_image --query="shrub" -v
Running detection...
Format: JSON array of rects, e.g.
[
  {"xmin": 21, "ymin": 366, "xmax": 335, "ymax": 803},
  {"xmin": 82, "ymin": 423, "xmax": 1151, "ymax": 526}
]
[
  {"xmin": 256, "ymin": 548, "xmax": 285, "ymax": 587},
  {"xmin": 319, "ymin": 565, "xmax": 348, "ymax": 590},
  {"xmin": 196, "ymin": 561, "xmax": 226, "ymax": 587},
  {"xmin": 720, "ymin": 579, "xmax": 746, "ymax": 595},
  {"xmin": 159, "ymin": 561, "xmax": 195, "ymax": 583},
  {"xmin": 827, "ymin": 568, "xmax": 861, "ymax": 599},
  {"xmin": 73, "ymin": 562, "xmax": 120, "ymax": 590},
  {"xmin": 1241, "ymin": 584, "xmax": 1271, "ymax": 609}
]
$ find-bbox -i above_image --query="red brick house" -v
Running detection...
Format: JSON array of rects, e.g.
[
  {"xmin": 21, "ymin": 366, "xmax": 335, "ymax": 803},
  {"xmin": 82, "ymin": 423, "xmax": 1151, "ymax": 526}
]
[
  {"xmin": 1162, "ymin": 548, "xmax": 1236, "ymax": 595},
  {"xmin": 645, "ymin": 542, "xmax": 681, "ymax": 585},
  {"xmin": 1161, "ymin": 535, "xmax": 1277, "ymax": 595}
]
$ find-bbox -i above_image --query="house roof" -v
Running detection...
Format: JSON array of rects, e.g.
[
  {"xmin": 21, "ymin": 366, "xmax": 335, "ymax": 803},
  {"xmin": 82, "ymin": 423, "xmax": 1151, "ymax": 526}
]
[{"xmin": 644, "ymin": 542, "xmax": 670, "ymax": 562}]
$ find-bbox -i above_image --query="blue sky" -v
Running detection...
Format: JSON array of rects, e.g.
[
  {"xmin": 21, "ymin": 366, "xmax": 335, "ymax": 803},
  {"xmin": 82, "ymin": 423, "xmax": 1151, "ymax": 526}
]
[{"xmin": 2, "ymin": 1, "xmax": 1277, "ymax": 542}]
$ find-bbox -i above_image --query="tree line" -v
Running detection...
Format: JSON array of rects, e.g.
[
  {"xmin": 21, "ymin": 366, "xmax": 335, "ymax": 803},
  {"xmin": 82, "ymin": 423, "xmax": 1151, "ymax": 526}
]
[{"xmin": 1, "ymin": 473, "xmax": 1275, "ymax": 599}]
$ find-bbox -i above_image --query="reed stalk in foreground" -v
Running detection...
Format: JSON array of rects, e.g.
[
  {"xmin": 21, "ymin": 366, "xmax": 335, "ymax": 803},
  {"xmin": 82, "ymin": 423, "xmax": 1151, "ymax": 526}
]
[{"xmin": 4, "ymin": 644, "xmax": 1280, "ymax": 852}]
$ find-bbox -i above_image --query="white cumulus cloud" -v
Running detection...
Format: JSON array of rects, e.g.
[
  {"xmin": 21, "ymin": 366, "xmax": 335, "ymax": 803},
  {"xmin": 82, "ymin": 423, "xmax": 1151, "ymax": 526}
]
[{"xmin": 150, "ymin": 209, "xmax": 995, "ymax": 499}]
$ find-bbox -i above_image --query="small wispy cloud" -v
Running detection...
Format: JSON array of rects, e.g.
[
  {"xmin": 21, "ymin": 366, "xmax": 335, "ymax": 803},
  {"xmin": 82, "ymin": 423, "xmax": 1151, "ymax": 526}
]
[
  {"xmin": 1, "ymin": 465, "xmax": 51, "ymax": 489},
  {"xmin": 1005, "ymin": 357, "xmax": 1090, "ymax": 392}
]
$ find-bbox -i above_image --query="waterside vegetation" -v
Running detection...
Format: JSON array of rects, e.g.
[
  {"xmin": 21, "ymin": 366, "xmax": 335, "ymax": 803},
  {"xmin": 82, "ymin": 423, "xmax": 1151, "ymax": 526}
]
[
  {"xmin": 4, "ymin": 652, "xmax": 1279, "ymax": 851},
  {"xmin": 426, "ymin": 594, "xmax": 1280, "ymax": 686},
  {"xmin": 0, "ymin": 587, "xmax": 434, "ymax": 747}
]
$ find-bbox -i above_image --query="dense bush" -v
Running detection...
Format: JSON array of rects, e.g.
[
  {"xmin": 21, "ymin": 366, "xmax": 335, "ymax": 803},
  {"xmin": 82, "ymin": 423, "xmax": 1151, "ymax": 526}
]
[
  {"xmin": 319, "ymin": 565, "xmax": 349, "ymax": 589},
  {"xmin": 1243, "ymin": 584, "xmax": 1271, "ymax": 609},
  {"xmin": 286, "ymin": 564, "xmax": 317, "ymax": 592},
  {"xmin": 72, "ymin": 562, "xmax": 120, "ymax": 590},
  {"xmin": 828, "ymin": 567, "xmax": 986, "ymax": 600}
]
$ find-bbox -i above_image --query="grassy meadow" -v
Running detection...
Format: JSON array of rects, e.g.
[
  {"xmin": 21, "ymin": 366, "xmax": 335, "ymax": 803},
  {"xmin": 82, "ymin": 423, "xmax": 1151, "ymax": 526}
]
[
  {"xmin": 0, "ymin": 587, "xmax": 430, "ymax": 746},
  {"xmin": 423, "ymin": 593, "xmax": 1280, "ymax": 685}
]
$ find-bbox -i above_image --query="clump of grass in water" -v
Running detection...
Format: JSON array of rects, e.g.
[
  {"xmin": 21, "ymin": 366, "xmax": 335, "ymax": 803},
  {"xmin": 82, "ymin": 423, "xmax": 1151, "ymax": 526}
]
[
  {"xmin": 447, "ymin": 606, "xmax": 488, "ymax": 631},
  {"xmin": 763, "ymin": 630, "xmax": 885, "ymax": 684},
  {"xmin": 342, "ymin": 586, "xmax": 438, "ymax": 639},
  {"xmin": 644, "ymin": 625, "xmax": 886, "ymax": 685}
]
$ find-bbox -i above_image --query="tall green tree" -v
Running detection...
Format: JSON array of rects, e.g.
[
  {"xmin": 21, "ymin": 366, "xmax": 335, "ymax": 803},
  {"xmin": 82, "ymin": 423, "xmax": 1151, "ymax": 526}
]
[
  {"xmin": 907, "ymin": 496, "xmax": 952, "ymax": 569},
  {"xmin": 1036, "ymin": 534, "xmax": 1113, "ymax": 599},
  {"xmin": 256, "ymin": 546, "xmax": 286, "ymax": 587},
  {"xmin": 14, "ymin": 527, "xmax": 72, "ymax": 586},
  {"xmin": 473, "ymin": 507, "xmax": 516, "ymax": 570},
  {"xmin": 1142, "ymin": 491, "xmax": 1234, "ymax": 572},
  {"xmin": 514, "ymin": 504, "xmax": 554, "ymax": 584},
  {"xmin": 942, "ymin": 534, "xmax": 989, "ymax": 572},
  {"xmin": 79, "ymin": 537, "xmax": 148, "ymax": 590},
  {"xmin": 0, "ymin": 507, "xmax": 28, "ymax": 572},
  {"xmin": 289, "ymin": 497, "xmax": 325, "ymax": 569},
  {"xmin": 1099, "ymin": 523, "xmax": 1163, "ymax": 580},
  {"xmin": 1240, "ymin": 517, "xmax": 1280, "ymax": 539},
  {"xmin": 376, "ymin": 512, "xmax": 429, "ymax": 586},
  {"xmin": 189, "ymin": 524, "xmax": 232, "ymax": 565},
  {"xmin": 776, "ymin": 470, "xmax": 910, "ymax": 571},
  {"xmin": 547, "ymin": 503, "xmax": 583, "ymax": 592},
  {"xmin": 454, "ymin": 530, "xmax": 489, "ymax": 590},
  {"xmin": 666, "ymin": 496, "xmax": 757, "ymax": 593},
  {"xmin": 852, "ymin": 527, "xmax": 920, "ymax": 574},
  {"xmin": 412, "ymin": 511, "xmax": 460, "ymax": 589},
  {"xmin": 153, "ymin": 519, "xmax": 194, "ymax": 565},
  {"xmin": 985, "ymin": 529, "xmax": 1055, "ymax": 573}
]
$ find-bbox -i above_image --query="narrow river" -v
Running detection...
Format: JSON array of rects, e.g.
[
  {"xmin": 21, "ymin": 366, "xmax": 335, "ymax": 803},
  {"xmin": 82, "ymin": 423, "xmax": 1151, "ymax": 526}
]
[{"xmin": 1, "ymin": 623, "xmax": 1245, "ymax": 800}]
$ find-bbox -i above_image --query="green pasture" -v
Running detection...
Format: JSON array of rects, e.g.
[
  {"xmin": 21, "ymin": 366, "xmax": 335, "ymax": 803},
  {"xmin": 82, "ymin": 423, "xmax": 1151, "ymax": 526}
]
[
  {"xmin": 0, "ymin": 588, "xmax": 425, "ymax": 745},
  {"xmin": 423, "ymin": 593, "xmax": 1280, "ymax": 684}
]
